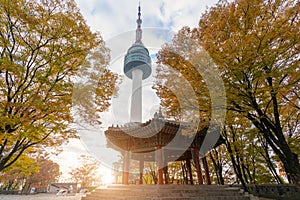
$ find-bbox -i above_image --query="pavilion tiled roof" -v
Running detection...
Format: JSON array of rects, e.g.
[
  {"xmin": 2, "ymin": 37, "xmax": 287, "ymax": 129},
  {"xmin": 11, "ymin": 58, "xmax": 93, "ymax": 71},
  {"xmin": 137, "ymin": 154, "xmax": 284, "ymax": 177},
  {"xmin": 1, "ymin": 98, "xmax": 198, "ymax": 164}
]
[{"xmin": 104, "ymin": 113, "xmax": 224, "ymax": 161}]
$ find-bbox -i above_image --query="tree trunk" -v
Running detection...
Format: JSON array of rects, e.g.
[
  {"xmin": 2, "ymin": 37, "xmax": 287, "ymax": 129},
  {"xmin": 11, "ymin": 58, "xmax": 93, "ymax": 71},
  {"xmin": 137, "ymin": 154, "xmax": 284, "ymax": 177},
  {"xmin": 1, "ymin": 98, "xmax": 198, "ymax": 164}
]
[
  {"xmin": 209, "ymin": 151, "xmax": 225, "ymax": 185},
  {"xmin": 258, "ymin": 137, "xmax": 283, "ymax": 184},
  {"xmin": 248, "ymin": 112, "xmax": 300, "ymax": 186},
  {"xmin": 224, "ymin": 128, "xmax": 248, "ymax": 191},
  {"xmin": 181, "ymin": 161, "xmax": 188, "ymax": 184},
  {"xmin": 246, "ymin": 78, "xmax": 300, "ymax": 186}
]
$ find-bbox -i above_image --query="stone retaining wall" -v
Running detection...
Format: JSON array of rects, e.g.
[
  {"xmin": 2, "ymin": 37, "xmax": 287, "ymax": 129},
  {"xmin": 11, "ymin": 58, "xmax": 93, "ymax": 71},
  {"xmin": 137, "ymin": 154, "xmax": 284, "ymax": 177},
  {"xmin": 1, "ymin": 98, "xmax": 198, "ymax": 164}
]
[
  {"xmin": 246, "ymin": 184, "xmax": 300, "ymax": 200},
  {"xmin": 0, "ymin": 189, "xmax": 19, "ymax": 195}
]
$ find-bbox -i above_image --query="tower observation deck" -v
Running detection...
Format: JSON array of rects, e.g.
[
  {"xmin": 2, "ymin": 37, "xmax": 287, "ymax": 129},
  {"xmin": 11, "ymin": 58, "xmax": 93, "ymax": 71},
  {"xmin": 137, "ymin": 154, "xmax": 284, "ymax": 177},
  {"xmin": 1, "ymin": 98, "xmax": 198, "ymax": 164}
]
[
  {"xmin": 124, "ymin": 4, "xmax": 151, "ymax": 122},
  {"xmin": 124, "ymin": 4, "xmax": 151, "ymax": 80}
]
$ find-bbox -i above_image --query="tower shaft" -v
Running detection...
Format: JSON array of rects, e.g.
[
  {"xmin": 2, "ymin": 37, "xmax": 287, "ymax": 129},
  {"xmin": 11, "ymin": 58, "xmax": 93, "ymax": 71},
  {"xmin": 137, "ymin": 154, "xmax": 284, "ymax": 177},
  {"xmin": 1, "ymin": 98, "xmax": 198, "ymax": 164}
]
[{"xmin": 130, "ymin": 69, "xmax": 143, "ymax": 122}]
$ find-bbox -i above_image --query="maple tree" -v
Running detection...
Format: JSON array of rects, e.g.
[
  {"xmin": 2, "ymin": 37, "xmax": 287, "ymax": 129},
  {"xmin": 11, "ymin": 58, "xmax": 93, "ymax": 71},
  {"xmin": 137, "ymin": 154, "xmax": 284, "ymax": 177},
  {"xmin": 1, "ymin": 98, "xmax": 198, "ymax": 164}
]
[
  {"xmin": 154, "ymin": 27, "xmax": 211, "ymax": 122},
  {"xmin": 0, "ymin": 150, "xmax": 60, "ymax": 193},
  {"xmin": 69, "ymin": 155, "xmax": 100, "ymax": 188},
  {"xmin": 198, "ymin": 0, "xmax": 300, "ymax": 185},
  {"xmin": 0, "ymin": 0, "xmax": 117, "ymax": 171},
  {"xmin": 0, "ymin": 151, "xmax": 39, "ymax": 190},
  {"xmin": 72, "ymin": 45, "xmax": 119, "ymax": 126},
  {"xmin": 22, "ymin": 157, "xmax": 60, "ymax": 193}
]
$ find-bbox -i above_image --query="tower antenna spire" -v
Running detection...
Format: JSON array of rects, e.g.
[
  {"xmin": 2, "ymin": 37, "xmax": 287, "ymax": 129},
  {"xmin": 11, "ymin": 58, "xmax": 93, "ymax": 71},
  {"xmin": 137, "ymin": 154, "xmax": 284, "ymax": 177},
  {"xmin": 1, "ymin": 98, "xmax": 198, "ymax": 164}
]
[{"xmin": 136, "ymin": 2, "xmax": 142, "ymax": 43}]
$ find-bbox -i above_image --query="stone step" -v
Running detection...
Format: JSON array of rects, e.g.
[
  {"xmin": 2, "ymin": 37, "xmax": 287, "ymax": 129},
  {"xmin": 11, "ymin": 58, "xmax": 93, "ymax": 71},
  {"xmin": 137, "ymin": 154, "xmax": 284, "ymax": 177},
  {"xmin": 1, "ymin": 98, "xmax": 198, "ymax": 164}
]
[
  {"xmin": 91, "ymin": 187, "xmax": 243, "ymax": 195},
  {"xmin": 94, "ymin": 187, "xmax": 241, "ymax": 191},
  {"xmin": 102, "ymin": 185, "xmax": 239, "ymax": 192},
  {"xmin": 85, "ymin": 190, "xmax": 244, "ymax": 197},
  {"xmin": 82, "ymin": 196, "xmax": 251, "ymax": 200},
  {"xmin": 81, "ymin": 185, "xmax": 251, "ymax": 200},
  {"xmin": 107, "ymin": 184, "xmax": 229, "ymax": 189}
]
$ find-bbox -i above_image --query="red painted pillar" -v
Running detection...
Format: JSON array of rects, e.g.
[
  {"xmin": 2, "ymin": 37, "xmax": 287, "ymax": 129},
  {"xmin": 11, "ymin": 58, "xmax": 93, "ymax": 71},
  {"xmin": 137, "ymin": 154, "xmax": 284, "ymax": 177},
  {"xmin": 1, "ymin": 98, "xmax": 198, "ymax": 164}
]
[
  {"xmin": 122, "ymin": 151, "xmax": 130, "ymax": 184},
  {"xmin": 163, "ymin": 159, "xmax": 169, "ymax": 184},
  {"xmin": 202, "ymin": 156, "xmax": 211, "ymax": 185},
  {"xmin": 193, "ymin": 148, "xmax": 203, "ymax": 185},
  {"xmin": 157, "ymin": 146, "xmax": 164, "ymax": 185},
  {"xmin": 139, "ymin": 160, "xmax": 144, "ymax": 184}
]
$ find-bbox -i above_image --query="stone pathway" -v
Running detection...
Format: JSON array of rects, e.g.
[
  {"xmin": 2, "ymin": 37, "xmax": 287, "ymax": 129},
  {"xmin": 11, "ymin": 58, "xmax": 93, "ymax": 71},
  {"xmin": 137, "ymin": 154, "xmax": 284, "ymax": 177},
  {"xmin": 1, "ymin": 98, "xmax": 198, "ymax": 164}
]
[{"xmin": 0, "ymin": 193, "xmax": 84, "ymax": 200}]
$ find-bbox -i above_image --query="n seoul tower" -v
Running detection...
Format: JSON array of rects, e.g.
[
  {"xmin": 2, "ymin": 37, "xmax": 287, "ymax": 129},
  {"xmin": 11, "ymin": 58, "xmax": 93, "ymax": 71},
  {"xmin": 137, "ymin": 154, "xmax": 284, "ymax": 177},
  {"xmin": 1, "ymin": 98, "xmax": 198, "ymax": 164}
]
[{"xmin": 124, "ymin": 3, "xmax": 151, "ymax": 123}]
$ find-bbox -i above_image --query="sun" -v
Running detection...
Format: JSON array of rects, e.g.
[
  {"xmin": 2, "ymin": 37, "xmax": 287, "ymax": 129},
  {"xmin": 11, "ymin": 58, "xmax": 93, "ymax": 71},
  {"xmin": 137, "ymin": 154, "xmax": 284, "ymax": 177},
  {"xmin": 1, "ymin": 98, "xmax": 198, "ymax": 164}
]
[{"xmin": 101, "ymin": 169, "xmax": 114, "ymax": 185}]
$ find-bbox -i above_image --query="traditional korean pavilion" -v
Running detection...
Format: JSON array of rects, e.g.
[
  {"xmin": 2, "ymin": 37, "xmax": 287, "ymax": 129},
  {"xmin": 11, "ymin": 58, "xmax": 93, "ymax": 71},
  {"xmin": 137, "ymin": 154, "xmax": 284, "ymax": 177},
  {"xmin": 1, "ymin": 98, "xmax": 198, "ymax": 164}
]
[{"xmin": 105, "ymin": 110, "xmax": 224, "ymax": 185}]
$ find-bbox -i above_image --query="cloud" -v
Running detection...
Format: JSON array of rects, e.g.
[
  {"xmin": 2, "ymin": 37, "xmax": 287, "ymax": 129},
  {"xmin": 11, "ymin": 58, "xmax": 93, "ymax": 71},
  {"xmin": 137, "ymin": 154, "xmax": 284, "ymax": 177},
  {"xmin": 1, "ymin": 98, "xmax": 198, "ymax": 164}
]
[{"xmin": 75, "ymin": 0, "xmax": 219, "ymax": 39}]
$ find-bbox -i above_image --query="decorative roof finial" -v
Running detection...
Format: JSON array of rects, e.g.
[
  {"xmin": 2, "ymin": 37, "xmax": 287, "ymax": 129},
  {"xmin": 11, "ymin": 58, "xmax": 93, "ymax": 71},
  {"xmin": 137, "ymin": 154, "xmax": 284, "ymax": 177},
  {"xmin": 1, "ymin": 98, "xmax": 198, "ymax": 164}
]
[
  {"xmin": 135, "ymin": 2, "xmax": 142, "ymax": 43},
  {"xmin": 154, "ymin": 107, "xmax": 164, "ymax": 119}
]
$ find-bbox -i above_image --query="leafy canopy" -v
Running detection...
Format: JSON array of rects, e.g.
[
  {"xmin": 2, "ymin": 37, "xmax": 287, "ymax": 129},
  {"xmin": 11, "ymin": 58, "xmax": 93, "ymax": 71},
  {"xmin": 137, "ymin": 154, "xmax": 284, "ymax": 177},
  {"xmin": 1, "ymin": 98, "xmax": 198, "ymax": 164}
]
[{"xmin": 0, "ymin": 0, "xmax": 118, "ymax": 171}]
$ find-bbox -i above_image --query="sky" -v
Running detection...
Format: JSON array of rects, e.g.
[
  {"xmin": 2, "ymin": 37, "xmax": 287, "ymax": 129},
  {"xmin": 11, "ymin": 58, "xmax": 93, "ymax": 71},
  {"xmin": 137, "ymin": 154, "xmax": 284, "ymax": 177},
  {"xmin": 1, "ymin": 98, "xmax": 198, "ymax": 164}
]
[{"xmin": 51, "ymin": 0, "xmax": 220, "ymax": 181}]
